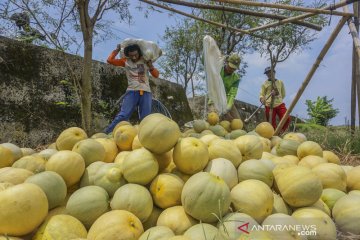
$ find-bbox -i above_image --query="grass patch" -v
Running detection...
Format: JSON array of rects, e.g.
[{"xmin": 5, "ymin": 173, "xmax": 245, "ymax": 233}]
[{"xmin": 294, "ymin": 123, "xmax": 360, "ymax": 166}]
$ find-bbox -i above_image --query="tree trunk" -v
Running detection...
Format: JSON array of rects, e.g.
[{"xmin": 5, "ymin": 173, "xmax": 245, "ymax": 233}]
[
  {"xmin": 81, "ymin": 37, "xmax": 93, "ymax": 134},
  {"xmin": 77, "ymin": 0, "xmax": 93, "ymax": 134}
]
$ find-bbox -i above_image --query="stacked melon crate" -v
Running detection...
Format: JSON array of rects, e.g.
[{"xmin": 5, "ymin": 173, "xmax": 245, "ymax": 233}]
[{"xmin": 0, "ymin": 112, "xmax": 359, "ymax": 240}]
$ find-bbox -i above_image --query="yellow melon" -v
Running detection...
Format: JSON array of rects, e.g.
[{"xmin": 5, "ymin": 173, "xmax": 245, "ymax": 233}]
[
  {"xmin": 230, "ymin": 118, "xmax": 243, "ymax": 130},
  {"xmin": 87, "ymin": 210, "xmax": 143, "ymax": 240},
  {"xmin": 33, "ymin": 214, "xmax": 87, "ymax": 240},
  {"xmin": 150, "ymin": 173, "xmax": 184, "ymax": 209},
  {"xmin": 255, "ymin": 122, "xmax": 275, "ymax": 139},
  {"xmin": 72, "ymin": 139, "xmax": 106, "ymax": 166},
  {"xmin": 56, "ymin": 127, "xmax": 88, "ymax": 150},
  {"xmin": 207, "ymin": 112, "xmax": 219, "ymax": 126},
  {"xmin": 0, "ymin": 145, "xmax": 14, "ymax": 168},
  {"xmin": 0, "ymin": 183, "xmax": 48, "ymax": 236},
  {"xmin": 138, "ymin": 113, "xmax": 181, "ymax": 154},
  {"xmin": 173, "ymin": 137, "xmax": 209, "ymax": 174},
  {"xmin": 157, "ymin": 206, "xmax": 197, "ymax": 235},
  {"xmin": 46, "ymin": 150, "xmax": 85, "ymax": 187}
]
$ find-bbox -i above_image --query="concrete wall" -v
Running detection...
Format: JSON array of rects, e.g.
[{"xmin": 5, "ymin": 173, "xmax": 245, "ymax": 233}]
[{"xmin": 0, "ymin": 36, "xmax": 193, "ymax": 147}]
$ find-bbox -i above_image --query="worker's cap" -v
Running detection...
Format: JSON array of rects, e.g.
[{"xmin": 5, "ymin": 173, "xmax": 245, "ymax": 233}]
[
  {"xmin": 227, "ymin": 54, "xmax": 241, "ymax": 69},
  {"xmin": 264, "ymin": 67, "xmax": 276, "ymax": 74}
]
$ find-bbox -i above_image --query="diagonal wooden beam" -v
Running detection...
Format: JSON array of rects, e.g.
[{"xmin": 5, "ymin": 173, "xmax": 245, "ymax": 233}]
[
  {"xmin": 248, "ymin": 0, "xmax": 359, "ymax": 33},
  {"xmin": 157, "ymin": 0, "xmax": 322, "ymax": 31},
  {"xmin": 139, "ymin": 0, "xmax": 266, "ymax": 39},
  {"xmin": 212, "ymin": 0, "xmax": 352, "ymax": 17},
  {"xmin": 274, "ymin": 17, "xmax": 349, "ymax": 135}
]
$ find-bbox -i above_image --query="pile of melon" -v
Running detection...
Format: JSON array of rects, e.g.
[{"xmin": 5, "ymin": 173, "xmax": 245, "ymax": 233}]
[{"xmin": 0, "ymin": 112, "xmax": 359, "ymax": 240}]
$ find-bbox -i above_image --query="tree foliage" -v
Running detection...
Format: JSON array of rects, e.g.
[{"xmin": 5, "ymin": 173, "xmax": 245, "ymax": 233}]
[{"xmin": 305, "ymin": 96, "xmax": 339, "ymax": 126}]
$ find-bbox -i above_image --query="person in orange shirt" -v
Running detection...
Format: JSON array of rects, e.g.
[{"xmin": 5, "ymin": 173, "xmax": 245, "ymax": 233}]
[{"xmin": 104, "ymin": 44, "xmax": 159, "ymax": 134}]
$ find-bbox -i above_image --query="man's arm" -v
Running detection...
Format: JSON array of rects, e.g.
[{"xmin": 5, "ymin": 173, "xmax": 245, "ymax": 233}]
[
  {"xmin": 259, "ymin": 83, "xmax": 266, "ymax": 104},
  {"xmin": 281, "ymin": 80, "xmax": 286, "ymax": 99},
  {"xmin": 146, "ymin": 60, "xmax": 159, "ymax": 78},
  {"xmin": 107, "ymin": 44, "xmax": 126, "ymax": 67},
  {"xmin": 227, "ymin": 79, "xmax": 240, "ymax": 110}
]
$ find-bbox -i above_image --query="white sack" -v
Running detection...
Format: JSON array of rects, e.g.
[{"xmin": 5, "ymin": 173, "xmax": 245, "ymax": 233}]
[
  {"xmin": 203, "ymin": 35, "xmax": 227, "ymax": 115},
  {"xmin": 121, "ymin": 38, "xmax": 162, "ymax": 62}
]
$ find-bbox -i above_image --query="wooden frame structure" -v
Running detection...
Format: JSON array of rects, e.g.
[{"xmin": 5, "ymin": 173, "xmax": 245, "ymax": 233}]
[{"xmin": 140, "ymin": 0, "xmax": 360, "ymax": 134}]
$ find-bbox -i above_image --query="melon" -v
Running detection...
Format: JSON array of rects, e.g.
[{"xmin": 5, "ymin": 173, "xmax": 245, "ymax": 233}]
[
  {"xmin": 25, "ymin": 171, "xmax": 67, "ymax": 209},
  {"xmin": 1, "ymin": 143, "xmax": 22, "ymax": 161},
  {"xmin": 262, "ymin": 213, "xmax": 304, "ymax": 240},
  {"xmin": 332, "ymin": 194, "xmax": 360, "ymax": 234},
  {"xmin": 312, "ymin": 163, "xmax": 346, "ymax": 192},
  {"xmin": 181, "ymin": 172, "xmax": 231, "ymax": 223},
  {"xmin": 297, "ymin": 141, "xmax": 323, "ymax": 159},
  {"xmin": 0, "ymin": 145, "xmax": 15, "ymax": 168},
  {"xmin": 237, "ymin": 159, "xmax": 274, "ymax": 187},
  {"xmin": 193, "ymin": 119, "xmax": 208, "ymax": 133},
  {"xmin": 255, "ymin": 122, "xmax": 275, "ymax": 139},
  {"xmin": 139, "ymin": 226, "xmax": 175, "ymax": 240},
  {"xmin": 110, "ymin": 183, "xmax": 153, "ymax": 222},
  {"xmin": 173, "ymin": 137, "xmax": 209, "ymax": 174},
  {"xmin": 150, "ymin": 173, "xmax": 184, "ymax": 209},
  {"xmin": 66, "ymin": 185, "xmax": 110, "ymax": 229},
  {"xmin": 274, "ymin": 166, "xmax": 323, "ymax": 208},
  {"xmin": 231, "ymin": 179, "xmax": 273, "ymax": 223},
  {"xmin": 56, "ymin": 127, "xmax": 87, "ymax": 150},
  {"xmin": 276, "ymin": 139, "xmax": 300, "ymax": 157},
  {"xmin": 46, "ymin": 150, "xmax": 85, "ymax": 187},
  {"xmin": 208, "ymin": 139, "xmax": 242, "ymax": 167},
  {"xmin": 94, "ymin": 138, "xmax": 118, "ymax": 163},
  {"xmin": 346, "ymin": 166, "xmax": 360, "ymax": 191},
  {"xmin": 113, "ymin": 125, "xmax": 137, "ymax": 151},
  {"xmin": 204, "ymin": 158, "xmax": 238, "ymax": 189},
  {"xmin": 93, "ymin": 163, "xmax": 126, "ymax": 197},
  {"xmin": 230, "ymin": 118, "xmax": 243, "ymax": 130},
  {"xmin": 72, "ymin": 139, "xmax": 106, "ymax": 166},
  {"xmin": 298, "ymin": 155, "xmax": 327, "ymax": 169},
  {"xmin": 122, "ymin": 148, "xmax": 159, "ymax": 185},
  {"xmin": 207, "ymin": 112, "xmax": 219, "ymax": 125},
  {"xmin": 156, "ymin": 206, "xmax": 197, "ymax": 235},
  {"xmin": 234, "ymin": 135, "xmax": 263, "ymax": 160},
  {"xmin": 322, "ymin": 150, "xmax": 340, "ymax": 164},
  {"xmin": 33, "ymin": 214, "xmax": 87, "ymax": 240},
  {"xmin": 321, "ymin": 188, "xmax": 346, "ymax": 210},
  {"xmin": 12, "ymin": 155, "xmax": 46, "ymax": 173},
  {"xmin": 87, "ymin": 210, "xmax": 143, "ymax": 240},
  {"xmin": 183, "ymin": 223, "xmax": 218, "ymax": 240},
  {"xmin": 138, "ymin": 113, "xmax": 181, "ymax": 154},
  {"xmin": 292, "ymin": 208, "xmax": 337, "ymax": 240},
  {"xmin": 0, "ymin": 183, "xmax": 48, "ymax": 236},
  {"xmin": 0, "ymin": 167, "xmax": 33, "ymax": 185}
]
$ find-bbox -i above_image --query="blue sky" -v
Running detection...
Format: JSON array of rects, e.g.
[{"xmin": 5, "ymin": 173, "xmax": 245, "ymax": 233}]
[{"xmin": 94, "ymin": 2, "xmax": 354, "ymax": 126}]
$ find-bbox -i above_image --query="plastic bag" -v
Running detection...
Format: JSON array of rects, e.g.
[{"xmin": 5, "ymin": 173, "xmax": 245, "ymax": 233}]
[
  {"xmin": 203, "ymin": 35, "xmax": 227, "ymax": 115},
  {"xmin": 121, "ymin": 38, "xmax": 162, "ymax": 62}
]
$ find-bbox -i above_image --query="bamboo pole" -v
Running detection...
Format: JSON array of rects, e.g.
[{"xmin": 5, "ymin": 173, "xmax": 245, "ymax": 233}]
[
  {"xmin": 351, "ymin": 3, "xmax": 359, "ymax": 133},
  {"xmin": 248, "ymin": 0, "xmax": 358, "ymax": 33},
  {"xmin": 157, "ymin": 0, "xmax": 322, "ymax": 30},
  {"xmin": 345, "ymin": 3, "xmax": 360, "ymax": 130},
  {"xmin": 211, "ymin": 0, "xmax": 352, "ymax": 17},
  {"xmin": 274, "ymin": 17, "xmax": 348, "ymax": 135},
  {"xmin": 139, "ymin": 0, "xmax": 267, "ymax": 39}
]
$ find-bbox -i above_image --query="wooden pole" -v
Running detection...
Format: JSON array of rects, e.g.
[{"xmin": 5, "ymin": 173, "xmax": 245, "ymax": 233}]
[
  {"xmin": 248, "ymin": 0, "xmax": 358, "ymax": 33},
  {"xmin": 211, "ymin": 0, "xmax": 352, "ymax": 17},
  {"xmin": 274, "ymin": 17, "xmax": 348, "ymax": 135},
  {"xmin": 157, "ymin": 0, "xmax": 322, "ymax": 31},
  {"xmin": 139, "ymin": 0, "xmax": 259, "ymax": 37},
  {"xmin": 345, "ymin": 3, "xmax": 360, "ymax": 130},
  {"xmin": 351, "ymin": 3, "xmax": 359, "ymax": 133}
]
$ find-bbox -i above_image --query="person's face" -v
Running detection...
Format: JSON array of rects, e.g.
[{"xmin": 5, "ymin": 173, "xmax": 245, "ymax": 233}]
[
  {"xmin": 265, "ymin": 71, "xmax": 274, "ymax": 78},
  {"xmin": 127, "ymin": 50, "xmax": 140, "ymax": 63},
  {"xmin": 224, "ymin": 64, "xmax": 236, "ymax": 75}
]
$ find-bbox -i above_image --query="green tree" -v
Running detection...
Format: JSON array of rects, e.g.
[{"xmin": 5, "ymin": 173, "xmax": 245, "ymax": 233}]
[
  {"xmin": 305, "ymin": 96, "xmax": 339, "ymax": 126},
  {"xmin": 0, "ymin": 0, "xmax": 131, "ymax": 133},
  {"xmin": 158, "ymin": 2, "xmax": 260, "ymax": 96}
]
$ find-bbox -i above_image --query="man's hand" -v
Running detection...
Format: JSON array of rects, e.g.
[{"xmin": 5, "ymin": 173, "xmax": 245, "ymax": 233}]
[
  {"xmin": 115, "ymin": 44, "xmax": 121, "ymax": 52},
  {"xmin": 146, "ymin": 60, "xmax": 154, "ymax": 70},
  {"xmin": 260, "ymin": 97, "xmax": 265, "ymax": 104}
]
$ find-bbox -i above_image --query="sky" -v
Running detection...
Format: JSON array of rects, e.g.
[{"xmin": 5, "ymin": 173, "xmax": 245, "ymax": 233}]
[{"xmin": 94, "ymin": 1, "xmax": 355, "ymax": 126}]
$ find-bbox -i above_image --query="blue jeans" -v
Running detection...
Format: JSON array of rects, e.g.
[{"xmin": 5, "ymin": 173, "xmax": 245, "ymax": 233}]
[{"xmin": 104, "ymin": 90, "xmax": 152, "ymax": 134}]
